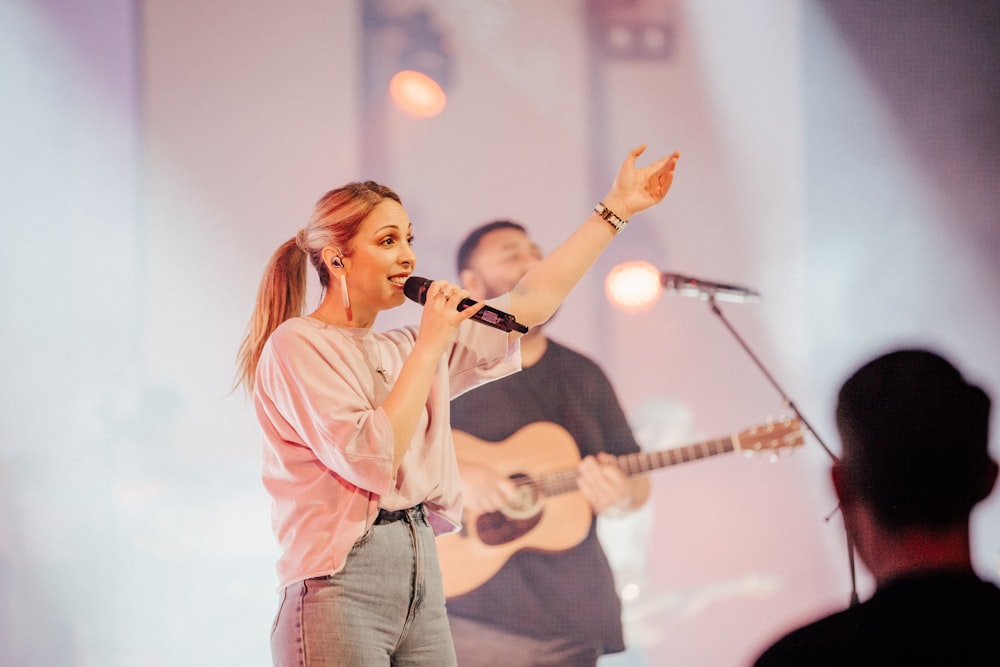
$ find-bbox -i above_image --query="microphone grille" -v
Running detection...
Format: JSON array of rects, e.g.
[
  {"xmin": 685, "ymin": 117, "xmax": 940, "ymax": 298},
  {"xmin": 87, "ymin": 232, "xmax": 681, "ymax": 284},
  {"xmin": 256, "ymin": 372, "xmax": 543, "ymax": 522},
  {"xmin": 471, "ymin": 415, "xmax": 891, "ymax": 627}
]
[{"xmin": 403, "ymin": 276, "xmax": 431, "ymax": 304}]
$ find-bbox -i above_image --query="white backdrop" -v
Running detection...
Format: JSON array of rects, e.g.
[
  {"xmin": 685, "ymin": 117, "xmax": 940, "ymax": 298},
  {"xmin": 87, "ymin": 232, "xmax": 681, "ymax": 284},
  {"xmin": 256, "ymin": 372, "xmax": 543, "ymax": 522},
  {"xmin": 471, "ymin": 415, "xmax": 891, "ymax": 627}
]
[{"xmin": 2, "ymin": 1, "xmax": 998, "ymax": 665}]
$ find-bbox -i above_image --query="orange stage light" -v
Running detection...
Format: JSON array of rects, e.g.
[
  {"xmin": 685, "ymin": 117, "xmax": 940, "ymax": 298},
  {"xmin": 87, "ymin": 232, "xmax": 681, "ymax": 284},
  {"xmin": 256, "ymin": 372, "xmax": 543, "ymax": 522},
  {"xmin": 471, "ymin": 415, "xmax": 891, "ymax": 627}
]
[
  {"xmin": 388, "ymin": 70, "xmax": 447, "ymax": 118},
  {"xmin": 605, "ymin": 260, "xmax": 662, "ymax": 312}
]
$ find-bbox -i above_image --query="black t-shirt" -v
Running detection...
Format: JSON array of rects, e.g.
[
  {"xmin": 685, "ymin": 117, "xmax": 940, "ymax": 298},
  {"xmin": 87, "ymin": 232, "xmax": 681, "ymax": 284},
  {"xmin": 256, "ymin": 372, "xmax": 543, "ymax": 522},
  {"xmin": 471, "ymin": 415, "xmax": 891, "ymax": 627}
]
[
  {"xmin": 446, "ymin": 339, "xmax": 640, "ymax": 654},
  {"xmin": 753, "ymin": 570, "xmax": 1000, "ymax": 666}
]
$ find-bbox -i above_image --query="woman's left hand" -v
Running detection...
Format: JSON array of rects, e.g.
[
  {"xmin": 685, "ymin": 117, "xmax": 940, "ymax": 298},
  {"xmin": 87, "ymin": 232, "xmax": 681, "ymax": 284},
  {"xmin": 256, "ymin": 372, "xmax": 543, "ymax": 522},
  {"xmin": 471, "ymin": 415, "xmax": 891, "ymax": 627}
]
[{"xmin": 602, "ymin": 145, "xmax": 681, "ymax": 221}]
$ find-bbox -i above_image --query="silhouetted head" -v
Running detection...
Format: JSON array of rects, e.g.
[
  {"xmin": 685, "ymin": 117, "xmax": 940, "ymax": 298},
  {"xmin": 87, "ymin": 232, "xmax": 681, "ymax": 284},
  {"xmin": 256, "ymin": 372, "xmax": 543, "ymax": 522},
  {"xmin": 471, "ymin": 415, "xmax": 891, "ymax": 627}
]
[{"xmin": 835, "ymin": 349, "xmax": 996, "ymax": 530}]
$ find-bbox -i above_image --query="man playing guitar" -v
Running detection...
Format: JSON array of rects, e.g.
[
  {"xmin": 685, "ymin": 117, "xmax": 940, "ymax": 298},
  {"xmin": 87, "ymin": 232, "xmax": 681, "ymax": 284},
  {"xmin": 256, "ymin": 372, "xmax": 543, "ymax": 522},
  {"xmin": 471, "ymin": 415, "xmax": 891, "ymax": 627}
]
[{"xmin": 445, "ymin": 219, "xmax": 650, "ymax": 667}]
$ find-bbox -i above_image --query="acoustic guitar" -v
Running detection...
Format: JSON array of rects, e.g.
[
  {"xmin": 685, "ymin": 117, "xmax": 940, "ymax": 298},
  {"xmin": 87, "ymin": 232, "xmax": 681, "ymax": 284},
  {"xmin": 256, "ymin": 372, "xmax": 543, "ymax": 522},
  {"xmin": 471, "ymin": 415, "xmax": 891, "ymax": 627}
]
[{"xmin": 437, "ymin": 417, "xmax": 805, "ymax": 598}]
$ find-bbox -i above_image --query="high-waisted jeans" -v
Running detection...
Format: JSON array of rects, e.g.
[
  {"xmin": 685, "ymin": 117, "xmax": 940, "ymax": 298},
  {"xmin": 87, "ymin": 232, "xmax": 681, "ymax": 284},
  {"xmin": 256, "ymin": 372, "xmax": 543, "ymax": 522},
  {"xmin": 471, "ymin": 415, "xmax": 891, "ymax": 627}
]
[{"xmin": 271, "ymin": 506, "xmax": 456, "ymax": 666}]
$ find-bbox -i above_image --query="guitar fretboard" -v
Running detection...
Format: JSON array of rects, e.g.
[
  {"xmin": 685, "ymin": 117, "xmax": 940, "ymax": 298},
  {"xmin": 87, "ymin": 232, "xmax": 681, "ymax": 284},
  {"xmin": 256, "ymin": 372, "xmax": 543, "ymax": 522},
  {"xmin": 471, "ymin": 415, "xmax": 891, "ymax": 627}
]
[{"xmin": 528, "ymin": 436, "xmax": 736, "ymax": 498}]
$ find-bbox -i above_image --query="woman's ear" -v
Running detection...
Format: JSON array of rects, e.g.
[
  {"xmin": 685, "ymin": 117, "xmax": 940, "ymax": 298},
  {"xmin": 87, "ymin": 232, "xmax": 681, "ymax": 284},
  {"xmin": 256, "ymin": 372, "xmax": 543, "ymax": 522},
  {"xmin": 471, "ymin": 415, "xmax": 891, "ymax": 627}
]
[{"xmin": 322, "ymin": 247, "xmax": 345, "ymax": 271}]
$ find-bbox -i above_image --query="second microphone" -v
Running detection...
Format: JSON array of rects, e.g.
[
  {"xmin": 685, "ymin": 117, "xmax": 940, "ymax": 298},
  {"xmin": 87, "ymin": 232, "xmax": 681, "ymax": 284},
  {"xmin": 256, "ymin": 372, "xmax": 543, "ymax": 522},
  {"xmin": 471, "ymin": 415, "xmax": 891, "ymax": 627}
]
[{"xmin": 403, "ymin": 276, "xmax": 529, "ymax": 334}]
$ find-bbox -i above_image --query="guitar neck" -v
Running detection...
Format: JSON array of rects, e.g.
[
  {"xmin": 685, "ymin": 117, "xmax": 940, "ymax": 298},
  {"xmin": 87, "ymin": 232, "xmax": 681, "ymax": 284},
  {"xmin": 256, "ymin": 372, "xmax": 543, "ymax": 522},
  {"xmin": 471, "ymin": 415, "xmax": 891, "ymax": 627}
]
[
  {"xmin": 619, "ymin": 436, "xmax": 736, "ymax": 476},
  {"xmin": 538, "ymin": 436, "xmax": 736, "ymax": 497}
]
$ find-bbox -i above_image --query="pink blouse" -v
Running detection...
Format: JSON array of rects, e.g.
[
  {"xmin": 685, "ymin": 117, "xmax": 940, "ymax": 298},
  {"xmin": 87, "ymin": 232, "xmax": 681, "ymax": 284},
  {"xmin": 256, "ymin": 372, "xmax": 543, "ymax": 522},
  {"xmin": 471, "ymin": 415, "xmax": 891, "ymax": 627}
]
[{"xmin": 254, "ymin": 302, "xmax": 520, "ymax": 588}]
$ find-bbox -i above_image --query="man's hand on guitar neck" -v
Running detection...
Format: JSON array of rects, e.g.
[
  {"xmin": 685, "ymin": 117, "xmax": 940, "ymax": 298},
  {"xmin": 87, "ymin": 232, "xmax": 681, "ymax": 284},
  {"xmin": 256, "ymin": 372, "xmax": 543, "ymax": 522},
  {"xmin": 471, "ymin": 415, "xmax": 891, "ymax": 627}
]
[{"xmin": 578, "ymin": 453, "xmax": 651, "ymax": 516}]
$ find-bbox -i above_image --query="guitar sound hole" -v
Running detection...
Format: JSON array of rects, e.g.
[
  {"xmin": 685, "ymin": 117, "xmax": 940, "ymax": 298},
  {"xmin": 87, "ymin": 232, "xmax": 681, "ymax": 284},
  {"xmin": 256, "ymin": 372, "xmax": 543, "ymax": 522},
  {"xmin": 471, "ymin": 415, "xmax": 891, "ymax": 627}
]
[
  {"xmin": 475, "ymin": 473, "xmax": 542, "ymax": 546},
  {"xmin": 505, "ymin": 473, "xmax": 542, "ymax": 518}
]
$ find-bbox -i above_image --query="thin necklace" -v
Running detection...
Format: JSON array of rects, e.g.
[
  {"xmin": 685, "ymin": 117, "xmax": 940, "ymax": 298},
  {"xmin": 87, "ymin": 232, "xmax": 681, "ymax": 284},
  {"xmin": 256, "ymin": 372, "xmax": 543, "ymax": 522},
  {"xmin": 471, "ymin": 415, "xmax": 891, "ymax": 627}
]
[
  {"xmin": 313, "ymin": 314, "xmax": 391, "ymax": 385},
  {"xmin": 312, "ymin": 310, "xmax": 390, "ymax": 384},
  {"xmin": 373, "ymin": 339, "xmax": 390, "ymax": 384}
]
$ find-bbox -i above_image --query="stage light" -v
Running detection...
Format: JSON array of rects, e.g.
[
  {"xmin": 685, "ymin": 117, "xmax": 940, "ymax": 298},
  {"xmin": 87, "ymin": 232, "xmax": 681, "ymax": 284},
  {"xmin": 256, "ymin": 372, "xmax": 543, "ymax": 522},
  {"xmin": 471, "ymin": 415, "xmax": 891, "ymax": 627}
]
[
  {"xmin": 362, "ymin": 2, "xmax": 452, "ymax": 121},
  {"xmin": 389, "ymin": 69, "xmax": 446, "ymax": 117},
  {"xmin": 605, "ymin": 260, "xmax": 663, "ymax": 313},
  {"xmin": 587, "ymin": 0, "xmax": 675, "ymax": 60}
]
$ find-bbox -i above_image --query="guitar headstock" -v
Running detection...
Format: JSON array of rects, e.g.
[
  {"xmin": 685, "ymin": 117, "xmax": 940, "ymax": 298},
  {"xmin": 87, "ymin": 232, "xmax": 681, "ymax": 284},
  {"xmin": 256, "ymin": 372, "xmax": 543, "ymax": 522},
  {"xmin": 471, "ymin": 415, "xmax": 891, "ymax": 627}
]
[{"xmin": 732, "ymin": 416, "xmax": 805, "ymax": 460}]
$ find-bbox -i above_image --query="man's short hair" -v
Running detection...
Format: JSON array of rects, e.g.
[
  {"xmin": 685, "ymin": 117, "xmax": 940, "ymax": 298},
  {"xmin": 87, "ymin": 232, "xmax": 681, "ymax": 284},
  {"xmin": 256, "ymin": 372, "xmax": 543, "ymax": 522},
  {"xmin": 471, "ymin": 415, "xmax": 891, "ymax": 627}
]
[
  {"xmin": 455, "ymin": 220, "xmax": 526, "ymax": 275},
  {"xmin": 836, "ymin": 349, "xmax": 993, "ymax": 529}
]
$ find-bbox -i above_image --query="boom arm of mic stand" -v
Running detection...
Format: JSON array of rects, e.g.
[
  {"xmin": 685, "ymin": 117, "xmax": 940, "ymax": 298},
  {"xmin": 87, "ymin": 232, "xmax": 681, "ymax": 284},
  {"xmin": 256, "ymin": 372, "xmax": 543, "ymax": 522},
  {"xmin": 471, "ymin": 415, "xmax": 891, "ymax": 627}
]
[
  {"xmin": 707, "ymin": 299, "xmax": 834, "ymax": 460},
  {"xmin": 706, "ymin": 296, "xmax": 860, "ymax": 607}
]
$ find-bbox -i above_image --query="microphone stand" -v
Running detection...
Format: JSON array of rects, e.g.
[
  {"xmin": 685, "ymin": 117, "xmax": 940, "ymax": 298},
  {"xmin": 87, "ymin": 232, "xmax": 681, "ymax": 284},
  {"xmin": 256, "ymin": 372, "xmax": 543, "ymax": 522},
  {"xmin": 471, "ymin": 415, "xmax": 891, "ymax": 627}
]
[{"xmin": 705, "ymin": 295, "xmax": 860, "ymax": 607}]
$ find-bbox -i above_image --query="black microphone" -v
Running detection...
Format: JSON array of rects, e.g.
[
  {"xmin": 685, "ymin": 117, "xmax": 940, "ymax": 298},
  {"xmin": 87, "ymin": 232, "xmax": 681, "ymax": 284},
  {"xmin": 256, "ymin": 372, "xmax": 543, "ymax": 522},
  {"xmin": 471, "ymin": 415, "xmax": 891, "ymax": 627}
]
[
  {"xmin": 403, "ymin": 276, "xmax": 529, "ymax": 334},
  {"xmin": 661, "ymin": 272, "xmax": 761, "ymax": 303}
]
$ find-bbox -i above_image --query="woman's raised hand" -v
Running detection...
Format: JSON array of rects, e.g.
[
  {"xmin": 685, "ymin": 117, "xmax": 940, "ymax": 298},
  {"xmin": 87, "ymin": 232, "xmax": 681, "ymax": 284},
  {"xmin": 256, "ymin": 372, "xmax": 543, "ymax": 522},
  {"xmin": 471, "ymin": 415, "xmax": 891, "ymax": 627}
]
[{"xmin": 602, "ymin": 145, "xmax": 681, "ymax": 221}]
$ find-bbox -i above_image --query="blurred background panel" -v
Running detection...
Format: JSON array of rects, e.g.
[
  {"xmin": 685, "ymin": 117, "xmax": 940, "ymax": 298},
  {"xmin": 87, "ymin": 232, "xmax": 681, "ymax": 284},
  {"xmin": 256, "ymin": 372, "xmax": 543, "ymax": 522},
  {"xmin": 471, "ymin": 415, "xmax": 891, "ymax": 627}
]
[{"xmin": 1, "ymin": 1, "xmax": 997, "ymax": 665}]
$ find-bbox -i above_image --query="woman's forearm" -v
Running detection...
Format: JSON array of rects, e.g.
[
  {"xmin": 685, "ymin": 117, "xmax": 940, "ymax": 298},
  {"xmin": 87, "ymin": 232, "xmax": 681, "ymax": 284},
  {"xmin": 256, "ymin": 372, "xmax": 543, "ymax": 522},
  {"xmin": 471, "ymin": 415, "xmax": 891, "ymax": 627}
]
[{"xmin": 507, "ymin": 214, "xmax": 616, "ymax": 327}]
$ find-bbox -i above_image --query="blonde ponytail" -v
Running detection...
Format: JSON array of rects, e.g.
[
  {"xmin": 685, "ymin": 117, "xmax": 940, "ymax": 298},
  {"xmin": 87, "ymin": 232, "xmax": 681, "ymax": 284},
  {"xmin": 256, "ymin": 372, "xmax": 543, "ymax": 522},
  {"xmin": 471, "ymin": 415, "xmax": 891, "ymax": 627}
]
[{"xmin": 235, "ymin": 238, "xmax": 307, "ymax": 393}]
